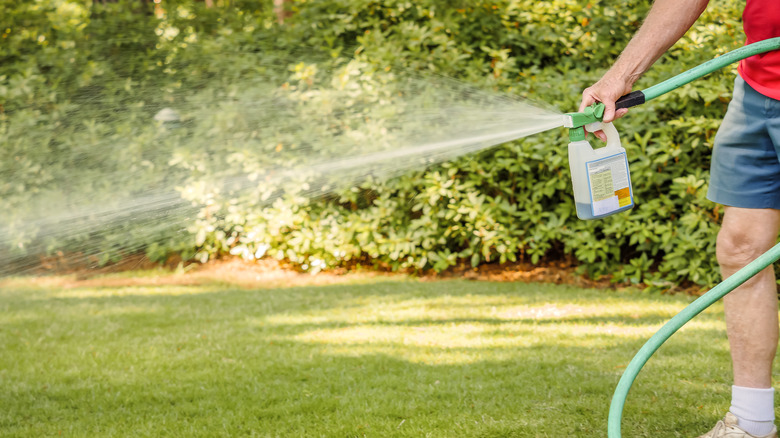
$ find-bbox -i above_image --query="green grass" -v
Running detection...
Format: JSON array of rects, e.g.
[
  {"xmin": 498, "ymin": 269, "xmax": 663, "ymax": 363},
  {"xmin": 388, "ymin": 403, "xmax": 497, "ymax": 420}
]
[{"xmin": 0, "ymin": 275, "xmax": 753, "ymax": 437}]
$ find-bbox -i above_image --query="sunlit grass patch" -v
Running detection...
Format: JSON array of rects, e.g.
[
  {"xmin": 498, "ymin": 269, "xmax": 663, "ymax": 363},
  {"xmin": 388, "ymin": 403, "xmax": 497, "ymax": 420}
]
[
  {"xmin": 0, "ymin": 276, "xmax": 752, "ymax": 437},
  {"xmin": 264, "ymin": 293, "xmax": 718, "ymax": 365}
]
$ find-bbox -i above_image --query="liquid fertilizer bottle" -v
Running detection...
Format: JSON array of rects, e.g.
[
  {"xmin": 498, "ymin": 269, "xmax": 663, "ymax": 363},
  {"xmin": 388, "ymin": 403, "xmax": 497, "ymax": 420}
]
[{"xmin": 567, "ymin": 121, "xmax": 634, "ymax": 220}]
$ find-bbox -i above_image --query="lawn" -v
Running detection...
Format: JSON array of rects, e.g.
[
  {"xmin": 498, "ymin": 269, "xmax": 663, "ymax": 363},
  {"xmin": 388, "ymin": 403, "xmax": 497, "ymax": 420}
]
[{"xmin": 0, "ymin": 273, "xmax": 750, "ymax": 437}]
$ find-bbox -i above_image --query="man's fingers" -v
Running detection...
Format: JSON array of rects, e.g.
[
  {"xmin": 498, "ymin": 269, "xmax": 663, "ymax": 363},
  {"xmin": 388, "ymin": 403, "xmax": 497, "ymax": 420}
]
[
  {"xmin": 602, "ymin": 102, "xmax": 617, "ymax": 123},
  {"xmin": 579, "ymin": 92, "xmax": 596, "ymax": 112},
  {"xmin": 583, "ymin": 128, "xmax": 608, "ymax": 142},
  {"xmin": 585, "ymin": 129, "xmax": 607, "ymax": 142}
]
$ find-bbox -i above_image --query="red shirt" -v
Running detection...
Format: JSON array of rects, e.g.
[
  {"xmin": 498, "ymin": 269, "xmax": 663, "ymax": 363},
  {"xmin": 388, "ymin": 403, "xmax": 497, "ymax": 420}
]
[{"xmin": 739, "ymin": 0, "xmax": 780, "ymax": 100}]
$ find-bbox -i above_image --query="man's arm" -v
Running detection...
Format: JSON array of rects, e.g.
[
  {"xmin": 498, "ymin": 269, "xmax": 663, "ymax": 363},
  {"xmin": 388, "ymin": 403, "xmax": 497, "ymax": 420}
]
[{"xmin": 580, "ymin": 0, "xmax": 710, "ymax": 131}]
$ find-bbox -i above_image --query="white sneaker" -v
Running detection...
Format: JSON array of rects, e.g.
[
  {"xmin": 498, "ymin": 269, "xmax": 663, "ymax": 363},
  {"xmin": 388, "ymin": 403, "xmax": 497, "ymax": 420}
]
[{"xmin": 698, "ymin": 413, "xmax": 778, "ymax": 438}]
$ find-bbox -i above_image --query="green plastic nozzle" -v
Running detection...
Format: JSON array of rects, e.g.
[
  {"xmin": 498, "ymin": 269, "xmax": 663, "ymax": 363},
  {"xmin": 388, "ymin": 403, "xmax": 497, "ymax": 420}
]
[{"xmin": 565, "ymin": 103, "xmax": 605, "ymax": 141}]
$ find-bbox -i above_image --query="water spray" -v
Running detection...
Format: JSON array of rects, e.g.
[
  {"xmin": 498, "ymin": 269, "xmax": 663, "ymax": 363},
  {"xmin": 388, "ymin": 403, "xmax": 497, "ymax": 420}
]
[
  {"xmin": 560, "ymin": 37, "xmax": 780, "ymax": 437},
  {"xmin": 0, "ymin": 58, "xmax": 567, "ymax": 276}
]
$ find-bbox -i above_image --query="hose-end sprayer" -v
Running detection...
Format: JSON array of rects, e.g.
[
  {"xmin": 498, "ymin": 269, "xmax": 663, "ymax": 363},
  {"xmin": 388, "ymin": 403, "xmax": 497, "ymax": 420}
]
[{"xmin": 564, "ymin": 102, "xmax": 634, "ymax": 220}]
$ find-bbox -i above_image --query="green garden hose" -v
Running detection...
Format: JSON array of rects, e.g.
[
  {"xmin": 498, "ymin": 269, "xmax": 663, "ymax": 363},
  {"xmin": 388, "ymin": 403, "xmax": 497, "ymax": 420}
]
[
  {"xmin": 608, "ymin": 242, "xmax": 780, "ymax": 438},
  {"xmin": 605, "ymin": 37, "xmax": 780, "ymax": 438},
  {"xmin": 614, "ymin": 37, "xmax": 780, "ymax": 109}
]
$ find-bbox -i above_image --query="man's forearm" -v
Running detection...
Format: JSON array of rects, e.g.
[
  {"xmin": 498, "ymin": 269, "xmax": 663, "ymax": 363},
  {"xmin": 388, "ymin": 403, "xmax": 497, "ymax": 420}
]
[
  {"xmin": 579, "ymin": 0, "xmax": 710, "ymax": 125},
  {"xmin": 606, "ymin": 0, "xmax": 710, "ymax": 87}
]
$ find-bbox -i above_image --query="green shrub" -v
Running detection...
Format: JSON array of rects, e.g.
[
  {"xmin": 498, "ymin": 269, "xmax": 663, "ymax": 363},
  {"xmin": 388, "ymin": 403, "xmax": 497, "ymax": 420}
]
[{"xmin": 1, "ymin": 0, "xmax": 748, "ymax": 289}]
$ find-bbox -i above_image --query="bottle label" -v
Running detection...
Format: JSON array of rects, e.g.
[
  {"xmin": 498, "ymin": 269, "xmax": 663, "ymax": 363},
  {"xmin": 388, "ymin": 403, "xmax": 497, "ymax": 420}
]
[{"xmin": 586, "ymin": 152, "xmax": 633, "ymax": 217}]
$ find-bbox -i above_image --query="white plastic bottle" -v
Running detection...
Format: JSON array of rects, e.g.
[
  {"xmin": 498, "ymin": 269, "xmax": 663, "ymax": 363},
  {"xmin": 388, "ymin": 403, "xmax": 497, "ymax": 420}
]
[{"xmin": 568, "ymin": 122, "xmax": 634, "ymax": 220}]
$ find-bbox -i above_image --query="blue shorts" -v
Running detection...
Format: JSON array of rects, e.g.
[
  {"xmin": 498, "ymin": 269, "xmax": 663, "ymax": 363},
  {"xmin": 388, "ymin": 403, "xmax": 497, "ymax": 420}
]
[{"xmin": 707, "ymin": 75, "xmax": 780, "ymax": 209}]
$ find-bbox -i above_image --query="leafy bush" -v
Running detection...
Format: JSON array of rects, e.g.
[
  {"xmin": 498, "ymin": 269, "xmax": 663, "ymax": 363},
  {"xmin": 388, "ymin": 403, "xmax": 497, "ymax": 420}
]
[{"xmin": 1, "ymin": 0, "xmax": 748, "ymax": 289}]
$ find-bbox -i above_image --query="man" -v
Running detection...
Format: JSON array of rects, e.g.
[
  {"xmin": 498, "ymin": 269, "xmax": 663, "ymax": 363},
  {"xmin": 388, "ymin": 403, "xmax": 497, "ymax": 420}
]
[{"xmin": 580, "ymin": 1, "xmax": 780, "ymax": 437}]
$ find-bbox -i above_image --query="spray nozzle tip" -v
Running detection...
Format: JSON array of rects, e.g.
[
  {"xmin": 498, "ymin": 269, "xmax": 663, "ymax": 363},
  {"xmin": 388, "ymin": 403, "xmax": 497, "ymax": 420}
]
[{"xmin": 565, "ymin": 102, "xmax": 605, "ymax": 129}]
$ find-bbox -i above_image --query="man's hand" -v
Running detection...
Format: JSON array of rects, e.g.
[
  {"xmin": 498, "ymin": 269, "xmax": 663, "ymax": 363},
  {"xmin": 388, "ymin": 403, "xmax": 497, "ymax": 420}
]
[{"xmin": 579, "ymin": 74, "xmax": 633, "ymax": 141}]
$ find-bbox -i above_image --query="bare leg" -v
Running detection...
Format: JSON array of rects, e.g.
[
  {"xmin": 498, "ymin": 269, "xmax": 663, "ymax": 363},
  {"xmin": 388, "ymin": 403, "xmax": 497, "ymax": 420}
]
[{"xmin": 717, "ymin": 207, "xmax": 780, "ymax": 388}]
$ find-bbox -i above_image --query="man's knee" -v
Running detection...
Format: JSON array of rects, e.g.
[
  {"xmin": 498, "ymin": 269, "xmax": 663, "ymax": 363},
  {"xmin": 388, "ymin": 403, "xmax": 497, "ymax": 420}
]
[
  {"xmin": 716, "ymin": 208, "xmax": 780, "ymax": 271},
  {"xmin": 717, "ymin": 229, "xmax": 767, "ymax": 271}
]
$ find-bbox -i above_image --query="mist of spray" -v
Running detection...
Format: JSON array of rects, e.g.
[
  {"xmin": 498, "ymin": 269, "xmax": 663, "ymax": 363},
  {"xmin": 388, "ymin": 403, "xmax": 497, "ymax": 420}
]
[{"xmin": 0, "ymin": 57, "xmax": 566, "ymax": 276}]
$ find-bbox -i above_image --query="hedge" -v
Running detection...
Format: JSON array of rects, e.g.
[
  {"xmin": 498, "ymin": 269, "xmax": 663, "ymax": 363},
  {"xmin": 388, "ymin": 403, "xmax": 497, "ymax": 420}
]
[{"xmin": 1, "ymin": 0, "xmax": 747, "ymax": 288}]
